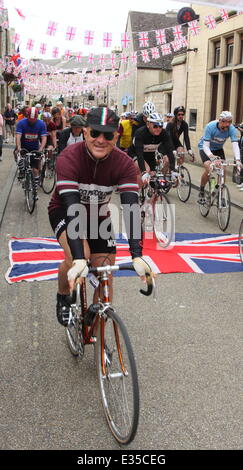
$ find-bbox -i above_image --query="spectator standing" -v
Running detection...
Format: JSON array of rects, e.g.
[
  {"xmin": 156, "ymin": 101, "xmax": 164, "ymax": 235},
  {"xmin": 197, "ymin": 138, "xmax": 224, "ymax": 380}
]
[{"xmin": 3, "ymin": 104, "xmax": 17, "ymax": 143}]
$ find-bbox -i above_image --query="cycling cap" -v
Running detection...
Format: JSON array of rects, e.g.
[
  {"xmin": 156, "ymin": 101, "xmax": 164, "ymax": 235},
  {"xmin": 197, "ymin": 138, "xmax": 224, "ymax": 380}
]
[
  {"xmin": 147, "ymin": 112, "xmax": 163, "ymax": 125},
  {"xmin": 43, "ymin": 112, "xmax": 51, "ymax": 118},
  {"xmin": 86, "ymin": 107, "xmax": 119, "ymax": 132},
  {"xmin": 27, "ymin": 107, "xmax": 38, "ymax": 121},
  {"xmin": 143, "ymin": 101, "xmax": 156, "ymax": 117},
  {"xmin": 174, "ymin": 106, "xmax": 185, "ymax": 115},
  {"xmin": 219, "ymin": 111, "xmax": 233, "ymax": 121},
  {"xmin": 70, "ymin": 115, "xmax": 86, "ymax": 127}
]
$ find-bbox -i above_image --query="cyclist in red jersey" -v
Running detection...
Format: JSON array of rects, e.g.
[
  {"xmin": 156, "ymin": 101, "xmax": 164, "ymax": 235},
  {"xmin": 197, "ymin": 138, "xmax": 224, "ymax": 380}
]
[{"xmin": 48, "ymin": 107, "xmax": 151, "ymax": 326}]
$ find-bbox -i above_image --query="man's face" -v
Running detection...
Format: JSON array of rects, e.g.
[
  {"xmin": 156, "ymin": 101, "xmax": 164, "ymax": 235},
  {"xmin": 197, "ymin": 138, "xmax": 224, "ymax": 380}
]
[
  {"xmin": 146, "ymin": 121, "xmax": 163, "ymax": 136},
  {"xmin": 167, "ymin": 116, "xmax": 173, "ymax": 123},
  {"xmin": 83, "ymin": 127, "xmax": 118, "ymax": 159},
  {"xmin": 72, "ymin": 126, "xmax": 82, "ymax": 137},
  {"xmin": 45, "ymin": 106, "xmax": 50, "ymax": 113},
  {"xmin": 219, "ymin": 119, "xmax": 232, "ymax": 132}
]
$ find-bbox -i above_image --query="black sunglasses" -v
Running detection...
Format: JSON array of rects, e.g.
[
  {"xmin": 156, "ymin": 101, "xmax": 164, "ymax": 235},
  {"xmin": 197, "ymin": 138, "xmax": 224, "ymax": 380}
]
[
  {"xmin": 152, "ymin": 124, "xmax": 163, "ymax": 129},
  {"xmin": 90, "ymin": 129, "xmax": 115, "ymax": 141}
]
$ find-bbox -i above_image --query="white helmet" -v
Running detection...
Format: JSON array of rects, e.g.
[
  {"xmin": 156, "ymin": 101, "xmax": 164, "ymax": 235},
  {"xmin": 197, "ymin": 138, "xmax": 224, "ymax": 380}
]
[
  {"xmin": 147, "ymin": 112, "xmax": 163, "ymax": 124},
  {"xmin": 219, "ymin": 111, "xmax": 233, "ymax": 121},
  {"xmin": 35, "ymin": 103, "xmax": 42, "ymax": 108},
  {"xmin": 143, "ymin": 101, "xmax": 156, "ymax": 117}
]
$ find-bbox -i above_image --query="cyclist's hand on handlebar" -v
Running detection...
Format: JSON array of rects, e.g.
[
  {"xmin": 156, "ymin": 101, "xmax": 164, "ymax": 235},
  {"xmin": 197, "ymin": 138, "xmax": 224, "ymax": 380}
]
[
  {"xmin": 133, "ymin": 256, "xmax": 152, "ymax": 282},
  {"xmin": 236, "ymin": 161, "xmax": 242, "ymax": 174},
  {"xmin": 67, "ymin": 259, "xmax": 89, "ymax": 291},
  {"xmin": 141, "ymin": 172, "xmax": 150, "ymax": 185}
]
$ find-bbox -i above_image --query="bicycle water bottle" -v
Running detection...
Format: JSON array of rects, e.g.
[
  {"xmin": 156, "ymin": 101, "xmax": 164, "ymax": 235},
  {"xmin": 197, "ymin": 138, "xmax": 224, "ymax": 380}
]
[{"xmin": 211, "ymin": 176, "xmax": 216, "ymax": 196}]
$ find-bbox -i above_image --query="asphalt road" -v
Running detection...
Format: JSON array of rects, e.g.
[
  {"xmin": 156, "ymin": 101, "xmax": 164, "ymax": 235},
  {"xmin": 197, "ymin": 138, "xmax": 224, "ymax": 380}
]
[{"xmin": 0, "ymin": 177, "xmax": 242, "ymax": 450}]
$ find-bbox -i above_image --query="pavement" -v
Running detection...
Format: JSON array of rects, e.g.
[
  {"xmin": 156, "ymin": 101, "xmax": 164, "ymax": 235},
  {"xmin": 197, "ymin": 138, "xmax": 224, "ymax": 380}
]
[{"xmin": 0, "ymin": 145, "xmax": 242, "ymax": 227}]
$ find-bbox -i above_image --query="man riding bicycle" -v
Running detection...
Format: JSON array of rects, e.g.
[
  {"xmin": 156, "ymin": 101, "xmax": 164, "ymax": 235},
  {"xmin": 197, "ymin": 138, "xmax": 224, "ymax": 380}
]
[
  {"xmin": 48, "ymin": 107, "xmax": 151, "ymax": 326},
  {"xmin": 165, "ymin": 106, "xmax": 194, "ymax": 162},
  {"xmin": 15, "ymin": 107, "xmax": 47, "ymax": 199},
  {"xmin": 197, "ymin": 111, "xmax": 242, "ymax": 204},
  {"xmin": 127, "ymin": 112, "xmax": 175, "ymax": 186}
]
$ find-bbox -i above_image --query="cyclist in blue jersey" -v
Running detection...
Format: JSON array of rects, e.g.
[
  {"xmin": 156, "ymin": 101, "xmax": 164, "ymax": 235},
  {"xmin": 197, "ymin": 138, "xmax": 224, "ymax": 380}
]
[
  {"xmin": 16, "ymin": 107, "xmax": 47, "ymax": 198},
  {"xmin": 197, "ymin": 111, "xmax": 242, "ymax": 203}
]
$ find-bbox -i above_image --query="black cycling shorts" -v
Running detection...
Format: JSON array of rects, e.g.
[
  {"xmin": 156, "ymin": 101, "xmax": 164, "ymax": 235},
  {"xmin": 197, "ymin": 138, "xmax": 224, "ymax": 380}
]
[
  {"xmin": 199, "ymin": 148, "xmax": 225, "ymax": 163},
  {"xmin": 49, "ymin": 207, "xmax": 116, "ymax": 254}
]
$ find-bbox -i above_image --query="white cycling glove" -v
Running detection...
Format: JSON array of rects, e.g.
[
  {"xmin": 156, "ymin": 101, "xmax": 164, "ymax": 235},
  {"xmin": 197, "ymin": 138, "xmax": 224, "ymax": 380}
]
[
  {"xmin": 133, "ymin": 257, "xmax": 151, "ymax": 278},
  {"xmin": 141, "ymin": 172, "xmax": 150, "ymax": 184},
  {"xmin": 67, "ymin": 259, "xmax": 89, "ymax": 283}
]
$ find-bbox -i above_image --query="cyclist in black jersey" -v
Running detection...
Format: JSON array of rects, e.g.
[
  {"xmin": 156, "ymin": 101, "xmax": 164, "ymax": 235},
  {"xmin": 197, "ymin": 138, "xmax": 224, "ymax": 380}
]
[
  {"xmin": 166, "ymin": 106, "xmax": 194, "ymax": 161},
  {"xmin": 127, "ymin": 112, "xmax": 175, "ymax": 185}
]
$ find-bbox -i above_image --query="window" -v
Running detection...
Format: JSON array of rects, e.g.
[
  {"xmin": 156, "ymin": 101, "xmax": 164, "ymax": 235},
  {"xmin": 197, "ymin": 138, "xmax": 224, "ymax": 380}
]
[
  {"xmin": 189, "ymin": 109, "xmax": 197, "ymax": 130},
  {"xmin": 226, "ymin": 37, "xmax": 234, "ymax": 66},
  {"xmin": 215, "ymin": 42, "xmax": 220, "ymax": 67}
]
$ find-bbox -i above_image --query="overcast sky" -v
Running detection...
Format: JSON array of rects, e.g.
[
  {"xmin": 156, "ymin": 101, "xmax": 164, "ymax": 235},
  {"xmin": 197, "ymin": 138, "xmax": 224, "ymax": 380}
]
[{"xmin": 3, "ymin": 0, "xmax": 190, "ymax": 58}]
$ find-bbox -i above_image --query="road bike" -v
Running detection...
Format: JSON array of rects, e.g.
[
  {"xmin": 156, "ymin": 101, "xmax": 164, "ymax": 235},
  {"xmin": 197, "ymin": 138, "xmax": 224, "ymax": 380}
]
[
  {"xmin": 139, "ymin": 168, "xmax": 174, "ymax": 248},
  {"xmin": 198, "ymin": 159, "xmax": 237, "ymax": 231},
  {"xmin": 65, "ymin": 263, "xmax": 155, "ymax": 445},
  {"xmin": 39, "ymin": 148, "xmax": 57, "ymax": 194},
  {"xmin": 239, "ymin": 218, "xmax": 243, "ymax": 264},
  {"xmin": 155, "ymin": 150, "xmax": 192, "ymax": 202},
  {"xmin": 17, "ymin": 149, "xmax": 43, "ymax": 214}
]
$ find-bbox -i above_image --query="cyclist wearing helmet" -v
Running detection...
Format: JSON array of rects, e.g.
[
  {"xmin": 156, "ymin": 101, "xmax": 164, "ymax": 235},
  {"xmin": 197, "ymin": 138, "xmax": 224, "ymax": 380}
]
[
  {"xmin": 128, "ymin": 112, "xmax": 175, "ymax": 185},
  {"xmin": 166, "ymin": 106, "xmax": 194, "ymax": 160},
  {"xmin": 197, "ymin": 111, "xmax": 242, "ymax": 203},
  {"xmin": 131, "ymin": 101, "xmax": 156, "ymax": 138}
]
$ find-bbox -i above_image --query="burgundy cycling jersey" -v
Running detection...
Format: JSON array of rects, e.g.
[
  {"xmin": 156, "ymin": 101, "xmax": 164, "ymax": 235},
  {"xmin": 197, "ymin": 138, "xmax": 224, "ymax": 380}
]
[{"xmin": 48, "ymin": 141, "xmax": 139, "ymax": 213}]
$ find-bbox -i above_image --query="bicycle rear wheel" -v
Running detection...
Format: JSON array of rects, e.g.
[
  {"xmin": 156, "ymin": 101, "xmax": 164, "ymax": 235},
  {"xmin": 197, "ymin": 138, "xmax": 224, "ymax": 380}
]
[
  {"xmin": 217, "ymin": 184, "xmax": 231, "ymax": 231},
  {"xmin": 153, "ymin": 193, "xmax": 174, "ymax": 248},
  {"xmin": 41, "ymin": 159, "xmax": 56, "ymax": 194},
  {"xmin": 95, "ymin": 308, "xmax": 139, "ymax": 445},
  {"xmin": 177, "ymin": 165, "xmax": 191, "ymax": 202},
  {"xmin": 239, "ymin": 219, "xmax": 243, "ymax": 264},
  {"xmin": 199, "ymin": 181, "xmax": 211, "ymax": 217},
  {"xmin": 25, "ymin": 172, "xmax": 36, "ymax": 214}
]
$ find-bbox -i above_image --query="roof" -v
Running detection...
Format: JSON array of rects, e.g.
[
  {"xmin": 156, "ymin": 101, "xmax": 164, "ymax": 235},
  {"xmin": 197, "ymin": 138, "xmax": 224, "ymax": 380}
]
[
  {"xmin": 129, "ymin": 10, "xmax": 187, "ymax": 70},
  {"xmin": 32, "ymin": 55, "xmax": 119, "ymax": 73}
]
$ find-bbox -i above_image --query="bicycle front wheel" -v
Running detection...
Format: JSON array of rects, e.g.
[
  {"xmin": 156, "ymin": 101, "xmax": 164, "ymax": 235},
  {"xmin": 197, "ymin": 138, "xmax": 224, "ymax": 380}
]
[
  {"xmin": 217, "ymin": 184, "xmax": 231, "ymax": 231},
  {"xmin": 153, "ymin": 193, "xmax": 174, "ymax": 248},
  {"xmin": 239, "ymin": 219, "xmax": 243, "ymax": 264},
  {"xmin": 25, "ymin": 172, "xmax": 36, "ymax": 214},
  {"xmin": 177, "ymin": 165, "xmax": 191, "ymax": 202},
  {"xmin": 95, "ymin": 309, "xmax": 139, "ymax": 445},
  {"xmin": 41, "ymin": 160, "xmax": 56, "ymax": 194}
]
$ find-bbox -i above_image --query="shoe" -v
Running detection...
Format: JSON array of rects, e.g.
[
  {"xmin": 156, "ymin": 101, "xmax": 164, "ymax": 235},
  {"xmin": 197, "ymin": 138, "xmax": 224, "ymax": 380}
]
[
  {"xmin": 17, "ymin": 170, "xmax": 25, "ymax": 180},
  {"xmin": 56, "ymin": 293, "xmax": 71, "ymax": 326},
  {"xmin": 239, "ymin": 187, "xmax": 243, "ymax": 191},
  {"xmin": 197, "ymin": 191, "xmax": 205, "ymax": 204},
  {"xmin": 237, "ymin": 183, "xmax": 243, "ymax": 188}
]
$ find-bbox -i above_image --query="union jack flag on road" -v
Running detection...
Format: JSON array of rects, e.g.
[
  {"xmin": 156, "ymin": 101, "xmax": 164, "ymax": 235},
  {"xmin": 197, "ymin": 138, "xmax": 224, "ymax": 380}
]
[{"xmin": 5, "ymin": 234, "xmax": 243, "ymax": 284}]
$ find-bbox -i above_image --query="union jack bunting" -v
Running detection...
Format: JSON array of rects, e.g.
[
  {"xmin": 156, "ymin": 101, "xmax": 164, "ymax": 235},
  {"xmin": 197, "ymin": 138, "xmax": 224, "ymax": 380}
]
[
  {"xmin": 66, "ymin": 26, "xmax": 76, "ymax": 41},
  {"xmin": 204, "ymin": 15, "xmax": 217, "ymax": 29},
  {"xmin": 110, "ymin": 54, "xmax": 116, "ymax": 68},
  {"xmin": 13, "ymin": 33, "xmax": 20, "ymax": 44},
  {"xmin": 172, "ymin": 25, "xmax": 183, "ymax": 40},
  {"xmin": 141, "ymin": 49, "xmax": 150, "ymax": 63},
  {"xmin": 188, "ymin": 20, "xmax": 200, "ymax": 36},
  {"xmin": 52, "ymin": 47, "xmax": 59, "ymax": 58},
  {"xmin": 64, "ymin": 49, "xmax": 72, "ymax": 60},
  {"xmin": 88, "ymin": 53, "xmax": 95, "ymax": 64},
  {"xmin": 121, "ymin": 33, "xmax": 130, "ymax": 48},
  {"xmin": 46, "ymin": 21, "xmax": 58, "ymax": 36},
  {"xmin": 155, "ymin": 29, "xmax": 166, "ymax": 45},
  {"xmin": 219, "ymin": 9, "xmax": 229, "ymax": 21},
  {"xmin": 84, "ymin": 30, "xmax": 94, "ymax": 45},
  {"xmin": 171, "ymin": 40, "xmax": 183, "ymax": 52},
  {"xmin": 138, "ymin": 31, "xmax": 149, "ymax": 48},
  {"xmin": 120, "ymin": 53, "xmax": 128, "ymax": 64},
  {"xmin": 5, "ymin": 233, "xmax": 243, "ymax": 284},
  {"xmin": 26, "ymin": 39, "xmax": 35, "ymax": 51},
  {"xmin": 150, "ymin": 47, "xmax": 160, "ymax": 59},
  {"xmin": 39, "ymin": 43, "xmax": 47, "ymax": 55},
  {"xmin": 75, "ymin": 52, "xmax": 82, "ymax": 62},
  {"xmin": 130, "ymin": 51, "xmax": 137, "ymax": 64},
  {"xmin": 103, "ymin": 32, "xmax": 112, "ymax": 48},
  {"xmin": 161, "ymin": 43, "xmax": 171, "ymax": 56}
]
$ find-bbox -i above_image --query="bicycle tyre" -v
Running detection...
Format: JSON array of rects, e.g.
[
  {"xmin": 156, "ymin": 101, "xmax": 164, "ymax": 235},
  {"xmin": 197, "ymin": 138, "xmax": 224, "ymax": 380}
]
[
  {"xmin": 65, "ymin": 283, "xmax": 85, "ymax": 358},
  {"xmin": 217, "ymin": 184, "xmax": 231, "ymax": 231},
  {"xmin": 153, "ymin": 192, "xmax": 174, "ymax": 248},
  {"xmin": 95, "ymin": 308, "xmax": 139, "ymax": 445},
  {"xmin": 239, "ymin": 219, "xmax": 243, "ymax": 264},
  {"xmin": 199, "ymin": 181, "xmax": 211, "ymax": 218},
  {"xmin": 25, "ymin": 172, "xmax": 36, "ymax": 214},
  {"xmin": 177, "ymin": 165, "xmax": 191, "ymax": 202},
  {"xmin": 41, "ymin": 160, "xmax": 56, "ymax": 194}
]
